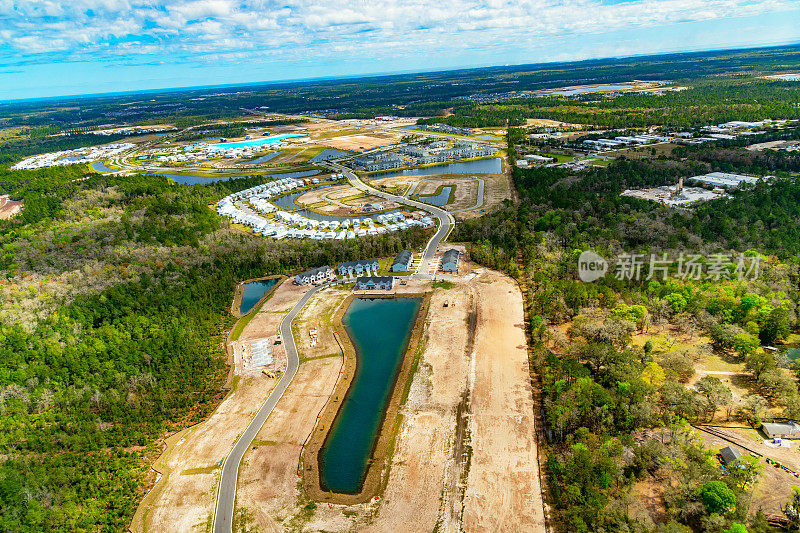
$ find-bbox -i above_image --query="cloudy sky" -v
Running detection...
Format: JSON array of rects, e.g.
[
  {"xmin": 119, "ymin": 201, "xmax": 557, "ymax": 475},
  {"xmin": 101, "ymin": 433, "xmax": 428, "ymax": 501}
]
[{"xmin": 1, "ymin": 0, "xmax": 799, "ymax": 100}]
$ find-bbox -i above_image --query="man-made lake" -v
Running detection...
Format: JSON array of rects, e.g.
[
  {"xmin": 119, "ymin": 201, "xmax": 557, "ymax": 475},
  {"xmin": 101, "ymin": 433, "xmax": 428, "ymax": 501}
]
[
  {"xmin": 91, "ymin": 161, "xmax": 117, "ymax": 172},
  {"xmin": 239, "ymin": 278, "xmax": 279, "ymax": 314},
  {"xmin": 242, "ymin": 151, "xmax": 283, "ymax": 165},
  {"xmin": 163, "ymin": 169, "xmax": 321, "ymax": 185},
  {"xmin": 310, "ymin": 148, "xmax": 350, "ymax": 163},
  {"xmin": 319, "ymin": 297, "xmax": 421, "ymax": 494},
  {"xmin": 543, "ymin": 83, "xmax": 636, "ymax": 96},
  {"xmin": 375, "ymin": 157, "xmax": 502, "ymax": 178},
  {"xmin": 418, "ymin": 186, "xmax": 453, "ymax": 206},
  {"xmin": 207, "ymin": 133, "xmax": 306, "ymax": 149}
]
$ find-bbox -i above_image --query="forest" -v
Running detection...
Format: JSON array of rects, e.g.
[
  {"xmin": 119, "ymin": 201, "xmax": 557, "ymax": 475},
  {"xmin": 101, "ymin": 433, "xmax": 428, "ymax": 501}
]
[
  {"xmin": 453, "ymin": 130, "xmax": 800, "ymax": 532},
  {"xmin": 0, "ymin": 164, "xmax": 428, "ymax": 531},
  {"xmin": 2, "ymin": 44, "xmax": 800, "ymax": 129}
]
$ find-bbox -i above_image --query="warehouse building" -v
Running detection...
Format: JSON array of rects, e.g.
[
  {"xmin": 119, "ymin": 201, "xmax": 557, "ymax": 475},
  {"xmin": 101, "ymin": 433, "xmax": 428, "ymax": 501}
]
[
  {"xmin": 687, "ymin": 172, "xmax": 762, "ymax": 189},
  {"xmin": 762, "ymin": 420, "xmax": 800, "ymax": 439}
]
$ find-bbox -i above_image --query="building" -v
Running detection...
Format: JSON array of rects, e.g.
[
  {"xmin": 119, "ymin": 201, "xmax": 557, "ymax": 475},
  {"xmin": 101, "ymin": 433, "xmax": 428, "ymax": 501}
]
[
  {"xmin": 688, "ymin": 172, "xmax": 761, "ymax": 189},
  {"xmin": 440, "ymin": 249, "xmax": 461, "ymax": 272},
  {"xmin": 294, "ymin": 265, "xmax": 333, "ymax": 285},
  {"xmin": 719, "ymin": 446, "xmax": 742, "ymax": 465},
  {"xmin": 337, "ymin": 259, "xmax": 380, "ymax": 277},
  {"xmin": 391, "ymin": 250, "xmax": 413, "ymax": 272},
  {"xmin": 762, "ymin": 421, "xmax": 800, "ymax": 439},
  {"xmin": 355, "ymin": 276, "xmax": 395, "ymax": 290}
]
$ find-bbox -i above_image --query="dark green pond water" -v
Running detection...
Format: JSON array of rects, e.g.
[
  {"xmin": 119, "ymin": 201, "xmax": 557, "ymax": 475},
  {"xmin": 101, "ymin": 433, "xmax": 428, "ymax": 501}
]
[
  {"xmin": 319, "ymin": 297, "xmax": 421, "ymax": 493},
  {"xmin": 239, "ymin": 278, "xmax": 278, "ymax": 314}
]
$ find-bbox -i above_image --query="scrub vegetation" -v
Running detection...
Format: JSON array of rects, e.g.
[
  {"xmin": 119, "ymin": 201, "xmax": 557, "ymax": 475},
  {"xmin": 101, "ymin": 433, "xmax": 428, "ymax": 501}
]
[{"xmin": 453, "ymin": 127, "xmax": 800, "ymax": 531}]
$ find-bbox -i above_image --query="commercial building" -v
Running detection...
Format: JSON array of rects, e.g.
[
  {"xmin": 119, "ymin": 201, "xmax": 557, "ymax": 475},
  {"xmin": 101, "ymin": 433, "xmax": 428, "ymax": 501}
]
[
  {"xmin": 391, "ymin": 250, "xmax": 413, "ymax": 272},
  {"xmin": 294, "ymin": 266, "xmax": 333, "ymax": 285},
  {"xmin": 440, "ymin": 249, "xmax": 461, "ymax": 272},
  {"xmin": 687, "ymin": 172, "xmax": 762, "ymax": 189},
  {"xmin": 355, "ymin": 276, "xmax": 395, "ymax": 290}
]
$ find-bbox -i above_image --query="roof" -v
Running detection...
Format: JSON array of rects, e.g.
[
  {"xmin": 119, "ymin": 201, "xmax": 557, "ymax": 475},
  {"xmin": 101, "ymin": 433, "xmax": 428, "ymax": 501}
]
[
  {"xmin": 762, "ymin": 421, "xmax": 800, "ymax": 436},
  {"xmin": 442, "ymin": 249, "xmax": 461, "ymax": 264},
  {"xmin": 393, "ymin": 250, "xmax": 412, "ymax": 265},
  {"xmin": 297, "ymin": 265, "xmax": 330, "ymax": 277},
  {"xmin": 339, "ymin": 258, "xmax": 379, "ymax": 269},
  {"xmin": 719, "ymin": 446, "xmax": 742, "ymax": 464},
  {"xmin": 356, "ymin": 276, "xmax": 393, "ymax": 283}
]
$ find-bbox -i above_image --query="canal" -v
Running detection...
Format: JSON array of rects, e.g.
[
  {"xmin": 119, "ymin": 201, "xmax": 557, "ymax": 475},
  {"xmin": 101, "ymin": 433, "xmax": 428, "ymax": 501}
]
[
  {"xmin": 319, "ymin": 297, "xmax": 422, "ymax": 494},
  {"xmin": 239, "ymin": 278, "xmax": 278, "ymax": 314}
]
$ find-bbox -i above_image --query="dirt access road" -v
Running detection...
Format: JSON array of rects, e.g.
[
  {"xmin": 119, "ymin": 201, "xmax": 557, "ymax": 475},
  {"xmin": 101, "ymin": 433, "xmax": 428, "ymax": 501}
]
[{"xmin": 233, "ymin": 267, "xmax": 545, "ymax": 532}]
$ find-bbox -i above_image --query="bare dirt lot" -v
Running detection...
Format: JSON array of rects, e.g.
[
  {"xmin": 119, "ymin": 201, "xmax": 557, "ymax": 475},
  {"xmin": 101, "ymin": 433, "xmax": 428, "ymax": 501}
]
[
  {"xmin": 130, "ymin": 279, "xmax": 310, "ymax": 533},
  {"xmin": 371, "ymin": 168, "xmax": 513, "ymax": 216},
  {"xmin": 233, "ymin": 267, "xmax": 544, "ymax": 532},
  {"xmin": 411, "ymin": 178, "xmax": 478, "ymax": 211},
  {"xmin": 695, "ymin": 425, "xmax": 800, "ymax": 515},
  {"xmin": 322, "ymin": 132, "xmax": 403, "ymax": 151},
  {"xmin": 0, "ymin": 195, "xmax": 22, "ymax": 219}
]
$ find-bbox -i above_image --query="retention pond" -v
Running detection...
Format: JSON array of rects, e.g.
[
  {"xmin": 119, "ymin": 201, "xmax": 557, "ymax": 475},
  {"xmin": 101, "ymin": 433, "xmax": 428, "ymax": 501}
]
[
  {"xmin": 239, "ymin": 278, "xmax": 279, "ymax": 314},
  {"xmin": 319, "ymin": 297, "xmax": 422, "ymax": 493}
]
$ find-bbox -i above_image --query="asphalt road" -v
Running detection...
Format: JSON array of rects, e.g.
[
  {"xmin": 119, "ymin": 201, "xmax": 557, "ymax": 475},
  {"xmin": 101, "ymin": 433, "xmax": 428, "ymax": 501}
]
[
  {"xmin": 213, "ymin": 282, "xmax": 325, "ymax": 533},
  {"xmin": 213, "ymin": 162, "xmax": 454, "ymax": 532},
  {"xmin": 451, "ymin": 176, "xmax": 485, "ymax": 214},
  {"xmin": 325, "ymin": 162, "xmax": 454, "ymax": 278}
]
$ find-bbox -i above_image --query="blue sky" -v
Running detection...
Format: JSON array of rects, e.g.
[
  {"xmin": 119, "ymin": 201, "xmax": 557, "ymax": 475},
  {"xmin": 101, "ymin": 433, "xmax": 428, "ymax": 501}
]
[{"xmin": 1, "ymin": 0, "xmax": 799, "ymax": 101}]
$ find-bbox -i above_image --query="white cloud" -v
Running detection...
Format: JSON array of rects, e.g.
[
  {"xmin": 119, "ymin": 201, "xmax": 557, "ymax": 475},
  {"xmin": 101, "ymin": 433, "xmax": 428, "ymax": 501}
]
[{"xmin": 0, "ymin": 0, "xmax": 796, "ymax": 68}]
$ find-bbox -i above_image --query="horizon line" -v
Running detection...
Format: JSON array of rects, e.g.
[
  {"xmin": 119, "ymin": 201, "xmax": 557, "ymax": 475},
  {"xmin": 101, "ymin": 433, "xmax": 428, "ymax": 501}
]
[{"xmin": 2, "ymin": 40, "xmax": 800, "ymax": 106}]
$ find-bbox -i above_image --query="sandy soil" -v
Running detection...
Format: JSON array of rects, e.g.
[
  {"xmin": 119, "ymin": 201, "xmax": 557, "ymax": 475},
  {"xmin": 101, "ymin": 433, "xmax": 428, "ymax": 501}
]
[
  {"xmin": 130, "ymin": 373, "xmax": 279, "ymax": 533},
  {"xmin": 234, "ymin": 287, "xmax": 350, "ymax": 530},
  {"xmin": 371, "ymin": 169, "xmax": 513, "ymax": 217},
  {"xmin": 233, "ymin": 267, "xmax": 545, "ymax": 532},
  {"xmin": 0, "ymin": 195, "xmax": 22, "ymax": 219},
  {"xmin": 130, "ymin": 279, "xmax": 308, "ymax": 533},
  {"xmin": 295, "ymin": 185, "xmax": 356, "ymax": 205},
  {"xmin": 322, "ymin": 132, "xmax": 402, "ymax": 151},
  {"xmin": 462, "ymin": 270, "xmax": 546, "ymax": 532},
  {"xmin": 695, "ymin": 425, "xmax": 800, "ymax": 515}
]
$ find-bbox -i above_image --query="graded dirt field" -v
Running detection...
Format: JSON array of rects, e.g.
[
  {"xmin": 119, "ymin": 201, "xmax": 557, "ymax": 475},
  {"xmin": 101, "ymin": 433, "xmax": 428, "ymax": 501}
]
[
  {"xmin": 129, "ymin": 279, "xmax": 310, "ymax": 533},
  {"xmin": 233, "ymin": 266, "xmax": 545, "ymax": 532},
  {"xmin": 371, "ymin": 167, "xmax": 513, "ymax": 217},
  {"xmin": 0, "ymin": 195, "xmax": 22, "ymax": 219},
  {"xmin": 412, "ymin": 177, "xmax": 479, "ymax": 211}
]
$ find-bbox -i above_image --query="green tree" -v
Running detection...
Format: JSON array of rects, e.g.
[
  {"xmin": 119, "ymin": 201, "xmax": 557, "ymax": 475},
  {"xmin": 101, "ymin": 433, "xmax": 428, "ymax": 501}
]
[
  {"xmin": 696, "ymin": 376, "xmax": 732, "ymax": 422},
  {"xmin": 700, "ymin": 480, "xmax": 736, "ymax": 514},
  {"xmin": 745, "ymin": 352, "xmax": 776, "ymax": 381}
]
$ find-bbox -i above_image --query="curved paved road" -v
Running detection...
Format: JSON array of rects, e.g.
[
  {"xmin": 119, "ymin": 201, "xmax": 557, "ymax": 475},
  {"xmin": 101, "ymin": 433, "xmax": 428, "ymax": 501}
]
[
  {"xmin": 213, "ymin": 282, "xmax": 325, "ymax": 533},
  {"xmin": 325, "ymin": 162, "xmax": 454, "ymax": 278},
  {"xmin": 213, "ymin": 161, "xmax": 455, "ymax": 532}
]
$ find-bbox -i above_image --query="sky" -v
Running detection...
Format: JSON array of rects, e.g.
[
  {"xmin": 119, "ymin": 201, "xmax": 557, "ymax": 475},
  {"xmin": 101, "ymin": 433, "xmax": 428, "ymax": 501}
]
[{"xmin": 1, "ymin": 0, "xmax": 799, "ymax": 101}]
